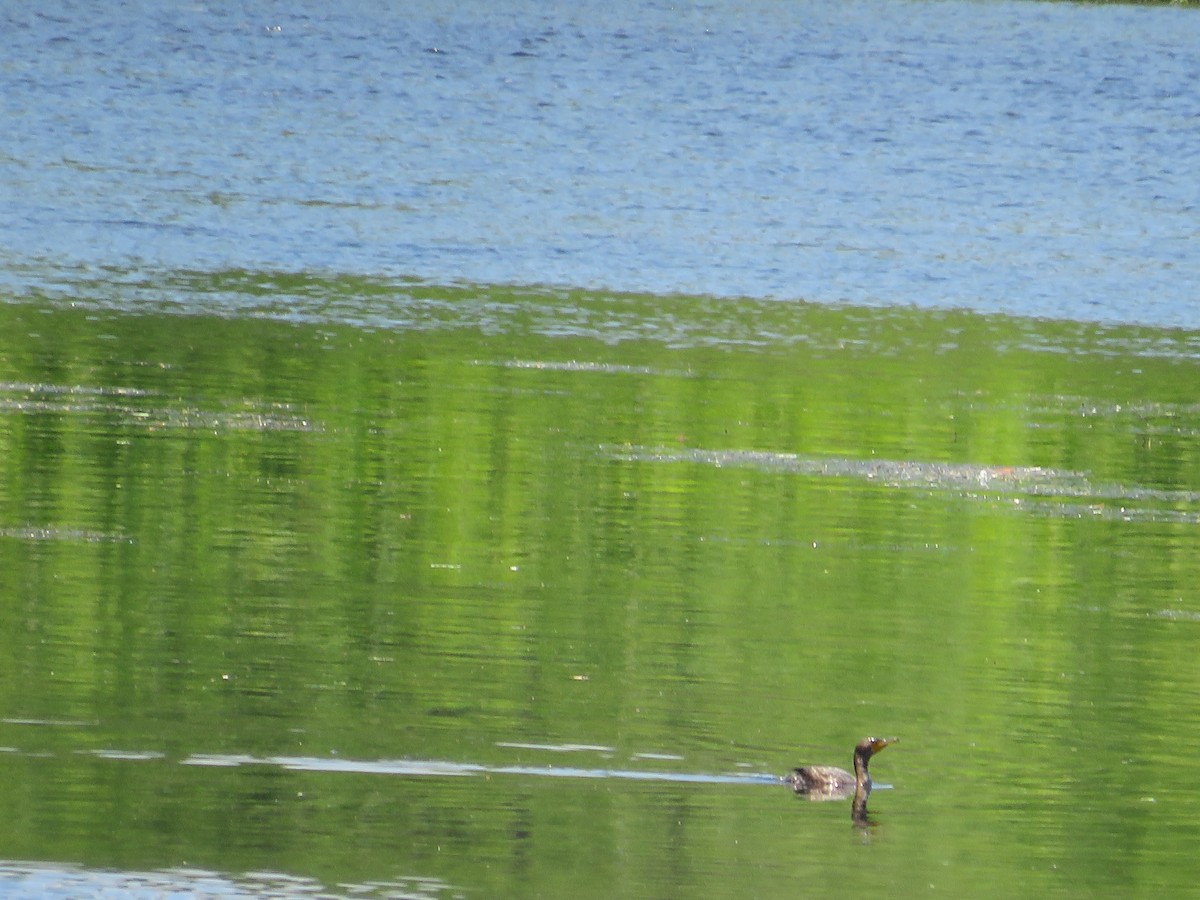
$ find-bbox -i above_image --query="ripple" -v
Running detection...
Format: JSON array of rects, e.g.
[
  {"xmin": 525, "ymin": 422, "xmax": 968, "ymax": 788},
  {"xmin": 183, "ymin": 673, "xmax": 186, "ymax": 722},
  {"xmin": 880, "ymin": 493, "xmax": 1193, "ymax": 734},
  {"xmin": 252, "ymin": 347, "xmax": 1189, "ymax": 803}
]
[
  {"xmin": 0, "ymin": 382, "xmax": 322, "ymax": 433},
  {"xmin": 0, "ymin": 527, "xmax": 131, "ymax": 543},
  {"xmin": 605, "ymin": 444, "xmax": 1200, "ymax": 523}
]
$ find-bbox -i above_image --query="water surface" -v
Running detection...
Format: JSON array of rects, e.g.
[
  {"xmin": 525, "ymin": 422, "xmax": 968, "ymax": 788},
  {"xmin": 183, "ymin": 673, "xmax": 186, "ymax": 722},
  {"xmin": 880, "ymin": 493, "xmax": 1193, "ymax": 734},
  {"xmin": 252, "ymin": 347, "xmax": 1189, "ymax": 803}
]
[
  {"xmin": 3, "ymin": 289, "xmax": 1200, "ymax": 896},
  {"xmin": 4, "ymin": 0, "xmax": 1200, "ymax": 896},
  {"xmin": 3, "ymin": 0, "xmax": 1200, "ymax": 325}
]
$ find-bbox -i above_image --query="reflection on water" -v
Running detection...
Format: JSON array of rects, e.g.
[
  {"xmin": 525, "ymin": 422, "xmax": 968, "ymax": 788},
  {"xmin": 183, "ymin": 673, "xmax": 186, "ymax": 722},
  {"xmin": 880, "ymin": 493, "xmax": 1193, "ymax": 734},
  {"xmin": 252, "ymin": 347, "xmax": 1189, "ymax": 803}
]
[
  {"xmin": 3, "ymin": 289, "xmax": 1200, "ymax": 895},
  {"xmin": 6, "ymin": 0, "xmax": 1200, "ymax": 892},
  {"xmin": 4, "ymin": 1, "xmax": 1200, "ymax": 325},
  {"xmin": 0, "ymin": 860, "xmax": 459, "ymax": 900}
]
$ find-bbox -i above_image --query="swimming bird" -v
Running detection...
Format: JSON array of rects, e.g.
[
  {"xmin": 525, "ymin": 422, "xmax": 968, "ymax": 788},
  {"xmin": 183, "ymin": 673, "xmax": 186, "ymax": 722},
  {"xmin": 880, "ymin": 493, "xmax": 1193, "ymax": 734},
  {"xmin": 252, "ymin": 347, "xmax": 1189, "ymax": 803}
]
[{"xmin": 783, "ymin": 736, "xmax": 897, "ymax": 818}]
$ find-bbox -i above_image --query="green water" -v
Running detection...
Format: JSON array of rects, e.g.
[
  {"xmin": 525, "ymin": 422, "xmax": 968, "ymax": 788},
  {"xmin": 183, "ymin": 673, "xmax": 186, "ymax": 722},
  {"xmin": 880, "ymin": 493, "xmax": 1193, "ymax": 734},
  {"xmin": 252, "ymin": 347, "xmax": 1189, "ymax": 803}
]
[{"xmin": 2, "ymin": 282, "xmax": 1200, "ymax": 897}]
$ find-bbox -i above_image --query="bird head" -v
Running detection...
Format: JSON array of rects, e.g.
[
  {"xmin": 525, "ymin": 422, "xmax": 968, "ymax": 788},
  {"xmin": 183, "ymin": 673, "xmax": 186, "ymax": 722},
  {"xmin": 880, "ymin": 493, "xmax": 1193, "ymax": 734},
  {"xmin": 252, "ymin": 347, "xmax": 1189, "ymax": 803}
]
[{"xmin": 855, "ymin": 736, "xmax": 897, "ymax": 760}]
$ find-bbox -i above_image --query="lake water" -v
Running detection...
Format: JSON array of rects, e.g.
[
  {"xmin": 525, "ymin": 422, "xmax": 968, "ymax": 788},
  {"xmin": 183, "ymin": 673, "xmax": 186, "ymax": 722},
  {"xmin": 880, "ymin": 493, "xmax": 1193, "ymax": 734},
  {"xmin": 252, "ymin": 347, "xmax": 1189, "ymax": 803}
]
[
  {"xmin": 5, "ymin": 0, "xmax": 1200, "ymax": 326},
  {"xmin": 3, "ymin": 1, "xmax": 1200, "ymax": 897}
]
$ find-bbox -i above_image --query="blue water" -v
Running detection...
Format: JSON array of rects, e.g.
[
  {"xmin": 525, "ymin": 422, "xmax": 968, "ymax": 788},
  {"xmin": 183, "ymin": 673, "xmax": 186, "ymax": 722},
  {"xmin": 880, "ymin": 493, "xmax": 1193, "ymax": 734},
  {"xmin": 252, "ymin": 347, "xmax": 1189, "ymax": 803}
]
[{"xmin": 3, "ymin": 0, "xmax": 1200, "ymax": 326}]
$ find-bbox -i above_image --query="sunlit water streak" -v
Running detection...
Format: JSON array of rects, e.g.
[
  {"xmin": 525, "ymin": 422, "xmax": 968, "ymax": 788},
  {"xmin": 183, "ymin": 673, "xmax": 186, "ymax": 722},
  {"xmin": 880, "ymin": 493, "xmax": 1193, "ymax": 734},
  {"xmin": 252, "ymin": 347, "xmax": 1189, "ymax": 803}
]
[
  {"xmin": 2, "ymin": 738, "xmax": 810, "ymax": 789},
  {"xmin": 607, "ymin": 445, "xmax": 1200, "ymax": 522},
  {"xmin": 181, "ymin": 752, "xmax": 783, "ymax": 786},
  {"xmin": 0, "ymin": 381, "xmax": 322, "ymax": 432}
]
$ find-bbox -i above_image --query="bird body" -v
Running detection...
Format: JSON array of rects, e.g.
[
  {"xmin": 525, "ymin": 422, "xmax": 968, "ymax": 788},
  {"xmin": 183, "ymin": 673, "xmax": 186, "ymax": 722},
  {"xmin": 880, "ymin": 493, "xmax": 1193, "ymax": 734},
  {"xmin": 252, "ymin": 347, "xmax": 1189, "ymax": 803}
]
[
  {"xmin": 785, "ymin": 763, "xmax": 859, "ymax": 796},
  {"xmin": 783, "ymin": 737, "xmax": 897, "ymax": 818}
]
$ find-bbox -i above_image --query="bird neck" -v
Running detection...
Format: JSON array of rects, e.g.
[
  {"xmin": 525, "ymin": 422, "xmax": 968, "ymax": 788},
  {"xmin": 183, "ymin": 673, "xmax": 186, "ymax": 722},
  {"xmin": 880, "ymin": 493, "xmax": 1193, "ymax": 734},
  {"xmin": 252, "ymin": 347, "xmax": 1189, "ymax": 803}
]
[
  {"xmin": 853, "ymin": 753, "xmax": 872, "ymax": 788},
  {"xmin": 851, "ymin": 784, "xmax": 870, "ymax": 823}
]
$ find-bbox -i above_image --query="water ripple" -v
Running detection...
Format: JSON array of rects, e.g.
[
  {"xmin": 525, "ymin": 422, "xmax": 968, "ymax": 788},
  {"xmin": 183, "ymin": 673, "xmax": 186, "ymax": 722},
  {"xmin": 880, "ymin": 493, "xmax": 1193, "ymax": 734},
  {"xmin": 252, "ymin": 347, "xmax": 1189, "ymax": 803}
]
[{"xmin": 605, "ymin": 444, "xmax": 1200, "ymax": 522}]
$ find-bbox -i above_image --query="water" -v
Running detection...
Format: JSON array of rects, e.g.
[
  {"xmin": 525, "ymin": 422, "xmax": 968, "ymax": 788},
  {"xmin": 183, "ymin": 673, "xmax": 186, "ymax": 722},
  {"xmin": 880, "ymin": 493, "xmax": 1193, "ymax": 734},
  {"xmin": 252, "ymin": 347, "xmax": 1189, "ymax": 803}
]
[
  {"xmin": 4, "ymin": 292, "xmax": 1200, "ymax": 896},
  {"xmin": 3, "ymin": 0, "xmax": 1200, "ymax": 325},
  {"xmin": 4, "ymin": 1, "xmax": 1200, "ymax": 897}
]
